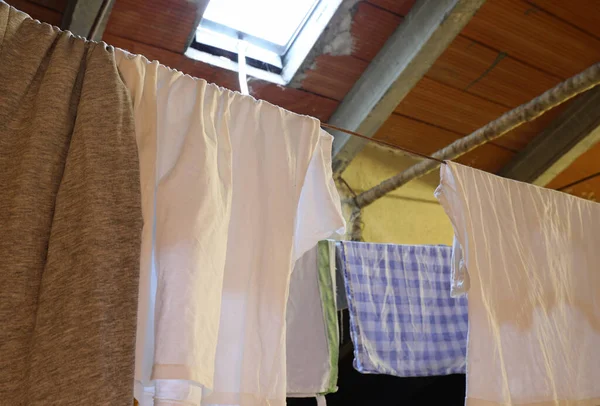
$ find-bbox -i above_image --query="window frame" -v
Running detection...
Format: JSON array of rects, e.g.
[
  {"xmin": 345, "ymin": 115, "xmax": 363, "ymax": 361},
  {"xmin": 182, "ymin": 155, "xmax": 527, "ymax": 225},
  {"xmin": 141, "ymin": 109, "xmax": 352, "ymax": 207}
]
[{"xmin": 185, "ymin": 0, "xmax": 343, "ymax": 85}]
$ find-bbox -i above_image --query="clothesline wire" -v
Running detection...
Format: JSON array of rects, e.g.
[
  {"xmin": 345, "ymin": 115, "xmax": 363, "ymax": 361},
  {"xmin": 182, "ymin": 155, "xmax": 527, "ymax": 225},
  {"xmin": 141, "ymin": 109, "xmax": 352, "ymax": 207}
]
[
  {"xmin": 338, "ymin": 176, "xmax": 358, "ymax": 200},
  {"xmin": 320, "ymin": 122, "xmax": 447, "ymax": 165},
  {"xmin": 557, "ymin": 170, "xmax": 600, "ymax": 191},
  {"xmin": 323, "ymin": 119, "xmax": 600, "ymax": 200},
  {"xmin": 352, "ymin": 62, "xmax": 600, "ymax": 209}
]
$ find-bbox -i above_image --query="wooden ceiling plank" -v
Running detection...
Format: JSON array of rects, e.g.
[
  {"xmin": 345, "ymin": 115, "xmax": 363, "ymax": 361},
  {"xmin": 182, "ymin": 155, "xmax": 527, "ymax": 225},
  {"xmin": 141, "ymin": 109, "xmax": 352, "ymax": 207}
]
[
  {"xmin": 456, "ymin": 144, "xmax": 515, "ymax": 173},
  {"xmin": 394, "ymin": 77, "xmax": 512, "ymax": 145},
  {"xmin": 374, "ymin": 114, "xmax": 514, "ymax": 172},
  {"xmin": 249, "ymin": 82, "xmax": 339, "ymax": 122},
  {"xmin": 556, "ymin": 175, "xmax": 600, "ymax": 202},
  {"xmin": 499, "ymin": 87, "xmax": 600, "ymax": 186},
  {"xmin": 6, "ymin": 0, "xmax": 62, "ymax": 25},
  {"xmin": 427, "ymin": 35, "xmax": 562, "ymax": 108},
  {"xmin": 104, "ymin": 0, "xmax": 204, "ymax": 53},
  {"xmin": 374, "ymin": 114, "xmax": 459, "ymax": 155},
  {"xmin": 527, "ymin": 0, "xmax": 600, "ymax": 40},
  {"xmin": 461, "ymin": 0, "xmax": 600, "ymax": 79},
  {"xmin": 300, "ymin": 55, "xmax": 368, "ymax": 101},
  {"xmin": 330, "ymin": 0, "xmax": 487, "ymax": 176},
  {"xmin": 351, "ymin": 2, "xmax": 403, "ymax": 62},
  {"xmin": 498, "ymin": 102, "xmax": 568, "ymax": 151},
  {"xmin": 365, "ymin": 0, "xmax": 416, "ymax": 16},
  {"xmin": 547, "ymin": 144, "xmax": 600, "ymax": 186},
  {"xmin": 393, "ymin": 75, "xmax": 572, "ymax": 151},
  {"xmin": 28, "ymin": 0, "xmax": 66, "ymax": 12}
]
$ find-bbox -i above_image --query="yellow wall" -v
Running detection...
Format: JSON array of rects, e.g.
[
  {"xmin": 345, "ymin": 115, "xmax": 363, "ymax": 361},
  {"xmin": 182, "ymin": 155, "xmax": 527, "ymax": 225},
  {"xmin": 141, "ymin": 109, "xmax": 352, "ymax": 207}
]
[{"xmin": 340, "ymin": 144, "xmax": 454, "ymax": 245}]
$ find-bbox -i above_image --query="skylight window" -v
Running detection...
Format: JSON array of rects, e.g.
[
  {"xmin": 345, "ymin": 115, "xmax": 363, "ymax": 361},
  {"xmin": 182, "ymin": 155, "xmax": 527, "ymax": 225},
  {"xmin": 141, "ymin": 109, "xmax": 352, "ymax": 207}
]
[{"xmin": 185, "ymin": 0, "xmax": 343, "ymax": 85}]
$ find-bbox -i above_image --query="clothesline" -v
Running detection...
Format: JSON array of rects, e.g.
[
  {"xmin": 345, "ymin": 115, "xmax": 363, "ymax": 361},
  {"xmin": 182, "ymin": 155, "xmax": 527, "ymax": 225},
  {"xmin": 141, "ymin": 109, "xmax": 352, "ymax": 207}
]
[
  {"xmin": 320, "ymin": 123, "xmax": 446, "ymax": 165},
  {"xmin": 352, "ymin": 62, "xmax": 600, "ymax": 209},
  {"xmin": 323, "ymin": 61, "xmax": 600, "ymax": 199}
]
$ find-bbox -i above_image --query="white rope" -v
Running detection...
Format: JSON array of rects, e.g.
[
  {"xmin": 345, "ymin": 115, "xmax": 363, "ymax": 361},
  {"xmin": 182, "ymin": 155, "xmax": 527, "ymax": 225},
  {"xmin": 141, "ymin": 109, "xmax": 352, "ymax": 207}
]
[{"xmin": 237, "ymin": 40, "xmax": 249, "ymax": 95}]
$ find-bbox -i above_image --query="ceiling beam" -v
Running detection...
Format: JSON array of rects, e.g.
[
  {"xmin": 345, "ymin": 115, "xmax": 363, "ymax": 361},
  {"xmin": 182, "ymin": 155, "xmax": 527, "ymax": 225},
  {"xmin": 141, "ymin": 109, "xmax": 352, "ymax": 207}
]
[
  {"xmin": 61, "ymin": 0, "xmax": 115, "ymax": 41},
  {"xmin": 329, "ymin": 0, "xmax": 487, "ymax": 176},
  {"xmin": 61, "ymin": 0, "xmax": 209, "ymax": 44},
  {"xmin": 498, "ymin": 87, "xmax": 600, "ymax": 186}
]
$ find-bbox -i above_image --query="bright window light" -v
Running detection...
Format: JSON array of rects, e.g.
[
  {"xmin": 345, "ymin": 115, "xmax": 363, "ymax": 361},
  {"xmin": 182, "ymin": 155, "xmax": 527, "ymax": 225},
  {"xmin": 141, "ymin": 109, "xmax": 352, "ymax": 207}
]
[
  {"xmin": 185, "ymin": 0, "xmax": 343, "ymax": 85},
  {"xmin": 203, "ymin": 0, "xmax": 317, "ymax": 48}
]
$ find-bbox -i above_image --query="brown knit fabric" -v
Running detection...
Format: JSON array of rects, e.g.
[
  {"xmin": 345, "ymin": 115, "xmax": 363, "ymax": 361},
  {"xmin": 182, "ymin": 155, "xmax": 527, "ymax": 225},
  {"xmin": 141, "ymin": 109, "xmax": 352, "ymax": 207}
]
[{"xmin": 0, "ymin": 3, "xmax": 141, "ymax": 405}]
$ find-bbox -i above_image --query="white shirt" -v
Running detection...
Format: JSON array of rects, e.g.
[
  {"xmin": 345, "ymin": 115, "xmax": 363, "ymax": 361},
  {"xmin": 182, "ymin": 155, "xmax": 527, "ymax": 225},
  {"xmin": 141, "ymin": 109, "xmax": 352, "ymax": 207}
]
[
  {"xmin": 436, "ymin": 161, "xmax": 600, "ymax": 406},
  {"xmin": 115, "ymin": 49, "xmax": 345, "ymax": 406}
]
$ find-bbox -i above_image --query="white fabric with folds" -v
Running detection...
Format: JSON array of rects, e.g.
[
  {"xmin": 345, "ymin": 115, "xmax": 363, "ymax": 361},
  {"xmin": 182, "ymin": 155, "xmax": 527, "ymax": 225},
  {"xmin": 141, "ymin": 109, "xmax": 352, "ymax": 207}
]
[
  {"xmin": 435, "ymin": 161, "xmax": 600, "ymax": 406},
  {"xmin": 116, "ymin": 49, "xmax": 345, "ymax": 406}
]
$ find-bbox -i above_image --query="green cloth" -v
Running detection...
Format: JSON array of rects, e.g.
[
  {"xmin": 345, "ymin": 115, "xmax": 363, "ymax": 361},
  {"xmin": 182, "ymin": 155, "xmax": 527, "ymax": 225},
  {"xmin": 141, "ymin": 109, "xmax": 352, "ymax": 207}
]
[{"xmin": 317, "ymin": 240, "xmax": 340, "ymax": 395}]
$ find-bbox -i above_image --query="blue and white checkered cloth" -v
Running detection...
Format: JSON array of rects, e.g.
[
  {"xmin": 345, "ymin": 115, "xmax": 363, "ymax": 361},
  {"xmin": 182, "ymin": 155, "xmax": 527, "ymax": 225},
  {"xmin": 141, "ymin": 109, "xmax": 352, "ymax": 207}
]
[{"xmin": 339, "ymin": 241, "xmax": 468, "ymax": 377}]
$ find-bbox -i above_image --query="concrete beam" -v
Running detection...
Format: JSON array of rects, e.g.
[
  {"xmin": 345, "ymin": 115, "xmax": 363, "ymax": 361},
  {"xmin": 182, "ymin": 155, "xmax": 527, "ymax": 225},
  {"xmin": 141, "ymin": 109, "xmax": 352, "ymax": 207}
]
[
  {"xmin": 61, "ymin": 0, "xmax": 115, "ymax": 41},
  {"xmin": 499, "ymin": 87, "xmax": 600, "ymax": 186},
  {"xmin": 329, "ymin": 0, "xmax": 487, "ymax": 176}
]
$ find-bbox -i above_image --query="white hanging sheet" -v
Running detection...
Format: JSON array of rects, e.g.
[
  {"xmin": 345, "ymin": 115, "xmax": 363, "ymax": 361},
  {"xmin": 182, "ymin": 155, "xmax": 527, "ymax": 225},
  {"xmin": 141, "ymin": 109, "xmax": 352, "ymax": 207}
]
[
  {"xmin": 435, "ymin": 161, "xmax": 600, "ymax": 406},
  {"xmin": 116, "ymin": 50, "xmax": 345, "ymax": 406}
]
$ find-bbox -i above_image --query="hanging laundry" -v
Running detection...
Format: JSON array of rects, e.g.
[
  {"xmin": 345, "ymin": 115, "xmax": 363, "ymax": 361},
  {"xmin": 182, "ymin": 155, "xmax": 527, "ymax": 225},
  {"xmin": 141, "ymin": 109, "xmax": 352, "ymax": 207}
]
[
  {"xmin": 287, "ymin": 240, "xmax": 339, "ymax": 402},
  {"xmin": 116, "ymin": 52, "xmax": 232, "ymax": 405},
  {"xmin": 0, "ymin": 4, "xmax": 142, "ymax": 405},
  {"xmin": 116, "ymin": 50, "xmax": 345, "ymax": 406},
  {"xmin": 339, "ymin": 242, "xmax": 468, "ymax": 377},
  {"xmin": 435, "ymin": 161, "xmax": 600, "ymax": 406}
]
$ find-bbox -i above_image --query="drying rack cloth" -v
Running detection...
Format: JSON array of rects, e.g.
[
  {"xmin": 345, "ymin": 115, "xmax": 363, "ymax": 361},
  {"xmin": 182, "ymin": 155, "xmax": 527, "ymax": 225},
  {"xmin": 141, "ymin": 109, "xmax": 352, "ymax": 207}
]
[
  {"xmin": 287, "ymin": 240, "xmax": 339, "ymax": 399},
  {"xmin": 339, "ymin": 242, "xmax": 468, "ymax": 377},
  {"xmin": 435, "ymin": 161, "xmax": 600, "ymax": 406}
]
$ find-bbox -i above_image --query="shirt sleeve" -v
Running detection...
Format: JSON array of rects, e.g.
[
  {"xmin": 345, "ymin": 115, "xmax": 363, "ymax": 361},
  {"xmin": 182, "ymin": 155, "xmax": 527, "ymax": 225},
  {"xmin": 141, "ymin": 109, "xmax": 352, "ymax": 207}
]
[{"xmin": 292, "ymin": 130, "xmax": 346, "ymax": 262}]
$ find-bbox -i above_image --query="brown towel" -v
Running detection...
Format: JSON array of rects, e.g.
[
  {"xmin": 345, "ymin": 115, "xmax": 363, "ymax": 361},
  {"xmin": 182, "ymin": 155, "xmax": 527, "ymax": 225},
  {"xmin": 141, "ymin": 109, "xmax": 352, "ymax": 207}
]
[{"xmin": 0, "ymin": 3, "xmax": 141, "ymax": 405}]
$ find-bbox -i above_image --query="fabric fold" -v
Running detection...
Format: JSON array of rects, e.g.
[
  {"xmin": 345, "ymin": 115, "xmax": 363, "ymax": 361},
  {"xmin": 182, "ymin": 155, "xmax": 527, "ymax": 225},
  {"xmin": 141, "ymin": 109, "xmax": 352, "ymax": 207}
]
[
  {"xmin": 0, "ymin": 3, "xmax": 141, "ymax": 405},
  {"xmin": 450, "ymin": 235, "xmax": 470, "ymax": 297}
]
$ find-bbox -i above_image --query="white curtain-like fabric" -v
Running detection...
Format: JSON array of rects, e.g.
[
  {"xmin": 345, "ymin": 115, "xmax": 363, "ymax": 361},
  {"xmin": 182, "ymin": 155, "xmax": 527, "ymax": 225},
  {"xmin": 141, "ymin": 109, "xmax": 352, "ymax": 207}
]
[
  {"xmin": 115, "ymin": 50, "xmax": 345, "ymax": 406},
  {"xmin": 435, "ymin": 161, "xmax": 600, "ymax": 406},
  {"xmin": 116, "ymin": 52, "xmax": 233, "ymax": 405}
]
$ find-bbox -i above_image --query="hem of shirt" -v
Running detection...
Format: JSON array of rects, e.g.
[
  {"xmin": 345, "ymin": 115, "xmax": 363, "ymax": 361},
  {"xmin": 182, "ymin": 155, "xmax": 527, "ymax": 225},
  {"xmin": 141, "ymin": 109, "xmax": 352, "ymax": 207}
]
[
  {"xmin": 287, "ymin": 393, "xmax": 320, "ymax": 398},
  {"xmin": 151, "ymin": 365, "xmax": 213, "ymax": 390},
  {"xmin": 135, "ymin": 379, "xmax": 207, "ymax": 406},
  {"xmin": 466, "ymin": 396, "xmax": 600, "ymax": 406},
  {"xmin": 353, "ymin": 365, "xmax": 466, "ymax": 377}
]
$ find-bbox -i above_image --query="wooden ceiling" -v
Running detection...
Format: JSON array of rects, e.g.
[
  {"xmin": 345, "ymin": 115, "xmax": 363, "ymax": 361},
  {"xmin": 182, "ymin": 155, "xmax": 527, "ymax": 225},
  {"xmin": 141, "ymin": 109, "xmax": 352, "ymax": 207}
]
[
  {"xmin": 373, "ymin": 0, "xmax": 600, "ymax": 200},
  {"xmin": 7, "ymin": 0, "xmax": 65, "ymax": 25},
  {"xmin": 8, "ymin": 0, "xmax": 600, "ymax": 201}
]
